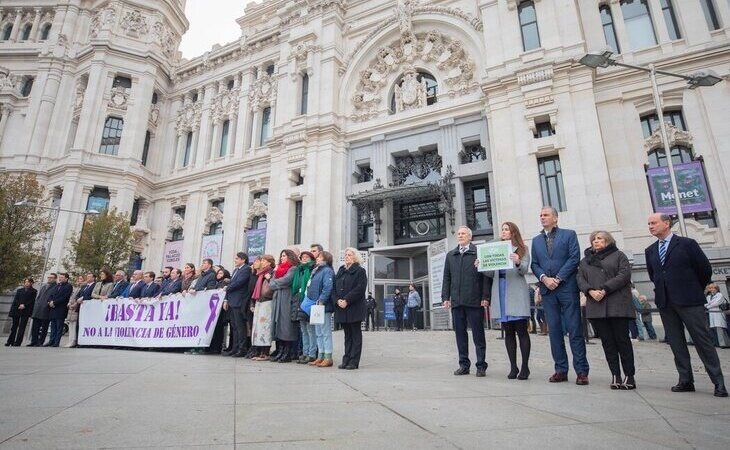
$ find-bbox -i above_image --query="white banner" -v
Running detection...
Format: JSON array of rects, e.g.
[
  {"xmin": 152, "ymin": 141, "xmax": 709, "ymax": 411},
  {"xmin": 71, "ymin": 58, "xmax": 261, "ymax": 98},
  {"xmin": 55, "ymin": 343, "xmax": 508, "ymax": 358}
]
[
  {"xmin": 163, "ymin": 240, "xmax": 184, "ymax": 268},
  {"xmin": 78, "ymin": 290, "xmax": 225, "ymax": 348},
  {"xmin": 201, "ymin": 234, "xmax": 224, "ymax": 265},
  {"xmin": 429, "ymin": 238, "xmax": 448, "ymax": 306}
]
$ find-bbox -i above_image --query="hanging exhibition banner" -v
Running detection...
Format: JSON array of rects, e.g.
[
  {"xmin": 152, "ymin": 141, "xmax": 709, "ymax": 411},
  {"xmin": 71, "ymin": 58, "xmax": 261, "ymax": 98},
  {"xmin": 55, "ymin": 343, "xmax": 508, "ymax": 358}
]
[
  {"xmin": 477, "ymin": 241, "xmax": 514, "ymax": 272},
  {"xmin": 428, "ymin": 238, "xmax": 448, "ymax": 306},
  {"xmin": 78, "ymin": 290, "xmax": 225, "ymax": 348},
  {"xmin": 246, "ymin": 228, "xmax": 267, "ymax": 258},
  {"xmin": 163, "ymin": 240, "xmax": 184, "ymax": 268},
  {"xmin": 201, "ymin": 234, "xmax": 224, "ymax": 265},
  {"xmin": 646, "ymin": 161, "xmax": 713, "ymax": 214}
]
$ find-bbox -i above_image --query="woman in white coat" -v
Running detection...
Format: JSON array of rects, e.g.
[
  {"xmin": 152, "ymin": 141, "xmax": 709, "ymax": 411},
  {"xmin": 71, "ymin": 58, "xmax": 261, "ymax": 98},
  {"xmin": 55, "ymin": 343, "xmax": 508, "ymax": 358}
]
[
  {"xmin": 486, "ymin": 222, "xmax": 532, "ymax": 380},
  {"xmin": 705, "ymin": 283, "xmax": 729, "ymax": 348}
]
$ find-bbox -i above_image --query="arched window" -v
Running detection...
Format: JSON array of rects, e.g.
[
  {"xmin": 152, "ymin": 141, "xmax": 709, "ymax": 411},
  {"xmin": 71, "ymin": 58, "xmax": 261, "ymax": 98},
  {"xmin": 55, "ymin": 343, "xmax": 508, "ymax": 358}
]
[
  {"xmin": 99, "ymin": 116, "xmax": 124, "ymax": 155},
  {"xmin": 389, "ymin": 71, "xmax": 437, "ymax": 114},
  {"xmin": 518, "ymin": 1, "xmax": 541, "ymax": 51},
  {"xmin": 599, "ymin": 5, "xmax": 620, "ymax": 53},
  {"xmin": 1, "ymin": 25, "xmax": 12, "ymax": 41},
  {"xmin": 21, "ymin": 24, "xmax": 32, "ymax": 41},
  {"xmin": 300, "ymin": 73, "xmax": 309, "ymax": 115},
  {"xmin": 40, "ymin": 23, "xmax": 51, "ymax": 41},
  {"xmin": 641, "ymin": 110, "xmax": 694, "ymax": 168},
  {"xmin": 620, "ymin": 0, "xmax": 656, "ymax": 50},
  {"xmin": 20, "ymin": 77, "xmax": 34, "ymax": 97}
]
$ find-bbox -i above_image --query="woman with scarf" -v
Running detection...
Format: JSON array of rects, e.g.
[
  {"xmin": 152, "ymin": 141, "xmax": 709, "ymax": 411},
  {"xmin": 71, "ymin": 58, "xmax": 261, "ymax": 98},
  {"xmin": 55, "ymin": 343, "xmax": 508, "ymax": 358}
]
[
  {"xmin": 251, "ymin": 255, "xmax": 276, "ymax": 360},
  {"xmin": 577, "ymin": 230, "xmax": 636, "ymax": 390},
  {"xmin": 268, "ymin": 249, "xmax": 299, "ymax": 363},
  {"xmin": 180, "ymin": 263, "xmax": 196, "ymax": 292},
  {"xmin": 292, "ymin": 251, "xmax": 316, "ymax": 364}
]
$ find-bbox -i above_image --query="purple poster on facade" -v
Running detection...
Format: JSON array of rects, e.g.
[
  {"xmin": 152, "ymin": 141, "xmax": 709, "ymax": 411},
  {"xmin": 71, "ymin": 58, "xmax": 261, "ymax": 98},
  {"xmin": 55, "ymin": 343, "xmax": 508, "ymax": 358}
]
[
  {"xmin": 246, "ymin": 228, "xmax": 266, "ymax": 258},
  {"xmin": 646, "ymin": 161, "xmax": 713, "ymax": 214}
]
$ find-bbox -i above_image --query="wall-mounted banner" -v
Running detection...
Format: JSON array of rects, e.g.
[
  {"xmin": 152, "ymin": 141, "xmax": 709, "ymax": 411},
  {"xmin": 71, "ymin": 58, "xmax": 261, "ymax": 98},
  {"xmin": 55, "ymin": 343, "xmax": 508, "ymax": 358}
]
[
  {"xmin": 246, "ymin": 228, "xmax": 266, "ymax": 258},
  {"xmin": 163, "ymin": 240, "xmax": 183, "ymax": 268},
  {"xmin": 78, "ymin": 290, "xmax": 225, "ymax": 348},
  {"xmin": 201, "ymin": 234, "xmax": 224, "ymax": 265},
  {"xmin": 646, "ymin": 161, "xmax": 713, "ymax": 214},
  {"xmin": 429, "ymin": 238, "xmax": 448, "ymax": 306}
]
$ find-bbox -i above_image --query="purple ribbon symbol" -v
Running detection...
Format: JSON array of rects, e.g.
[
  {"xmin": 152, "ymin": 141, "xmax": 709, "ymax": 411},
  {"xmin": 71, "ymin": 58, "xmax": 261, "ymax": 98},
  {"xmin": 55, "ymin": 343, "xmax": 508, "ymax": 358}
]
[{"xmin": 204, "ymin": 293, "xmax": 221, "ymax": 332}]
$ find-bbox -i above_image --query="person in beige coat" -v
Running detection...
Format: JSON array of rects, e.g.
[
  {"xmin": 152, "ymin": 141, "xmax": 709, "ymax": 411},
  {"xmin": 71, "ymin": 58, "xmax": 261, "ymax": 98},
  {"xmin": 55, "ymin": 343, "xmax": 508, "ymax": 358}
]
[{"xmin": 65, "ymin": 275, "xmax": 85, "ymax": 348}]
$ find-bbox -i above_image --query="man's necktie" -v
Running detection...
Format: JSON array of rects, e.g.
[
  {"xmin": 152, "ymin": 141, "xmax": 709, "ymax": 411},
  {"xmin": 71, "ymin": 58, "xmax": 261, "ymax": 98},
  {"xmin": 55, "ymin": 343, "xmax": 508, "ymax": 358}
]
[{"xmin": 659, "ymin": 240, "xmax": 667, "ymax": 266}]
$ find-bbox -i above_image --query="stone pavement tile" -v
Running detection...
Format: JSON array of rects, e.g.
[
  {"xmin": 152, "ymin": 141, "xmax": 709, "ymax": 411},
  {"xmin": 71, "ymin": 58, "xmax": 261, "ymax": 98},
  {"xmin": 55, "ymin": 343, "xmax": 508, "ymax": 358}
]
[
  {"xmin": 0, "ymin": 406, "xmax": 64, "ymax": 443},
  {"xmin": 1, "ymin": 403, "xmax": 235, "ymax": 449},
  {"xmin": 662, "ymin": 414, "xmax": 730, "ymax": 450},
  {"xmin": 236, "ymin": 379, "xmax": 368, "ymax": 405},
  {"xmin": 235, "ymin": 431, "xmax": 459, "ymax": 449},
  {"xmin": 234, "ymin": 401, "xmax": 424, "ymax": 443},
  {"xmin": 596, "ymin": 418, "xmax": 698, "ymax": 449},
  {"xmin": 633, "ymin": 385, "xmax": 730, "ymax": 416},
  {"xmin": 505, "ymin": 391, "xmax": 663, "ymax": 423},
  {"xmin": 148, "ymin": 353, "xmax": 237, "ymax": 374},
  {"xmin": 235, "ymin": 369, "xmax": 340, "ymax": 387},
  {"xmin": 81, "ymin": 372, "xmax": 234, "ymax": 407},
  {"xmin": 380, "ymin": 396, "xmax": 578, "ymax": 433},
  {"xmin": 337, "ymin": 377, "xmax": 488, "ymax": 401},
  {"xmin": 442, "ymin": 423, "xmax": 671, "ymax": 450},
  {"xmin": 462, "ymin": 374, "xmax": 580, "ymax": 397},
  {"xmin": 0, "ymin": 373, "xmax": 127, "ymax": 408}
]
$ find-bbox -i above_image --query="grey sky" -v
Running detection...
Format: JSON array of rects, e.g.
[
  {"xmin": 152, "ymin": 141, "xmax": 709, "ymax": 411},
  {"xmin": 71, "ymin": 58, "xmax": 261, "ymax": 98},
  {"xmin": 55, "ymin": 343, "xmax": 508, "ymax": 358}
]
[{"xmin": 179, "ymin": 0, "xmax": 257, "ymax": 59}]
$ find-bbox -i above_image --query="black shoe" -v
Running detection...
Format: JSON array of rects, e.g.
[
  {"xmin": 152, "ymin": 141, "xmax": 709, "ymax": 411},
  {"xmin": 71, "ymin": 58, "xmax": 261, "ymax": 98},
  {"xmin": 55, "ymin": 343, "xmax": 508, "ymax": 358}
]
[
  {"xmin": 42, "ymin": 343, "xmax": 52, "ymax": 347},
  {"xmin": 476, "ymin": 368, "xmax": 486, "ymax": 377},
  {"xmin": 610, "ymin": 375, "xmax": 621, "ymax": 390},
  {"xmin": 221, "ymin": 350, "xmax": 236, "ymax": 356},
  {"xmin": 623, "ymin": 376, "xmax": 636, "ymax": 390},
  {"xmin": 671, "ymin": 382, "xmax": 695, "ymax": 393},
  {"xmin": 507, "ymin": 366, "xmax": 519, "ymax": 380},
  {"xmin": 453, "ymin": 367, "xmax": 470, "ymax": 376},
  {"xmin": 26, "ymin": 343, "xmax": 37, "ymax": 347},
  {"xmin": 345, "ymin": 364, "xmax": 358, "ymax": 370},
  {"xmin": 714, "ymin": 383, "xmax": 728, "ymax": 398},
  {"xmin": 4, "ymin": 342, "xmax": 11, "ymax": 347},
  {"xmin": 338, "ymin": 363, "xmax": 348, "ymax": 369},
  {"xmin": 278, "ymin": 354, "xmax": 292, "ymax": 363},
  {"xmin": 517, "ymin": 367, "xmax": 530, "ymax": 380}
]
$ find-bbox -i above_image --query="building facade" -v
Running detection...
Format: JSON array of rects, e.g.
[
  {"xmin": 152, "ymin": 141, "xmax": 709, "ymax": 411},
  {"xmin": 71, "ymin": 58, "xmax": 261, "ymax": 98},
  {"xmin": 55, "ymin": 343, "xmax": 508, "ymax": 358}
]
[{"xmin": 1, "ymin": 0, "xmax": 729, "ymax": 324}]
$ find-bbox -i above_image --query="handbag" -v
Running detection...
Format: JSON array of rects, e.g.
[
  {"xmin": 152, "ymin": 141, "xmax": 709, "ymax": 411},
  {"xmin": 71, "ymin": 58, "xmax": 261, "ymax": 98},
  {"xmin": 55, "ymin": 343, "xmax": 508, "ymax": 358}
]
[
  {"xmin": 310, "ymin": 304, "xmax": 325, "ymax": 325},
  {"xmin": 300, "ymin": 296, "xmax": 316, "ymax": 316}
]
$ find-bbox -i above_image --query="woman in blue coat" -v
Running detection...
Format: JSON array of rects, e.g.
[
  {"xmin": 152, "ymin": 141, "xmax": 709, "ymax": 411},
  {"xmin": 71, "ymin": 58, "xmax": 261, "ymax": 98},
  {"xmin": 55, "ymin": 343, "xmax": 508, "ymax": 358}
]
[{"xmin": 307, "ymin": 251, "xmax": 335, "ymax": 367}]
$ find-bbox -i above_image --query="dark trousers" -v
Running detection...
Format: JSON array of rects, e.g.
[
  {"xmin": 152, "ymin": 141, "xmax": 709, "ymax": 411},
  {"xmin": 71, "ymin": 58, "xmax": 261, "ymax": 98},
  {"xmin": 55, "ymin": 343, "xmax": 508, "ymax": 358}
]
[
  {"xmin": 407, "ymin": 307, "xmax": 419, "ymax": 330},
  {"xmin": 590, "ymin": 318, "xmax": 635, "ymax": 377},
  {"xmin": 365, "ymin": 310, "xmax": 377, "ymax": 330},
  {"xmin": 643, "ymin": 321, "xmax": 657, "ymax": 339},
  {"xmin": 659, "ymin": 303, "xmax": 724, "ymax": 384},
  {"xmin": 7, "ymin": 316, "xmax": 29, "ymax": 346},
  {"xmin": 30, "ymin": 318, "xmax": 49, "ymax": 346},
  {"xmin": 209, "ymin": 311, "xmax": 227, "ymax": 353},
  {"xmin": 48, "ymin": 318, "xmax": 64, "ymax": 346},
  {"xmin": 229, "ymin": 306, "xmax": 247, "ymax": 353},
  {"xmin": 451, "ymin": 305, "xmax": 487, "ymax": 370},
  {"xmin": 542, "ymin": 290, "xmax": 589, "ymax": 375},
  {"xmin": 394, "ymin": 309, "xmax": 404, "ymax": 330},
  {"xmin": 341, "ymin": 322, "xmax": 363, "ymax": 368}
]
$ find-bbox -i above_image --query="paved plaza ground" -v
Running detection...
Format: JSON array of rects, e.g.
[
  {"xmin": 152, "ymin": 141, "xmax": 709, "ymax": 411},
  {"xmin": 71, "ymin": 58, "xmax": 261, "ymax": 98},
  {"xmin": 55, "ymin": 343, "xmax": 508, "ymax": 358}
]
[{"xmin": 0, "ymin": 329, "xmax": 728, "ymax": 449}]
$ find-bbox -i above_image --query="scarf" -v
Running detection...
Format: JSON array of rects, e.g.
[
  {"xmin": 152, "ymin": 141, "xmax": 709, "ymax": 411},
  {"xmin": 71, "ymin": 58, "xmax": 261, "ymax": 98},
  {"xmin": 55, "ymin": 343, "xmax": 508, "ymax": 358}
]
[
  {"xmin": 251, "ymin": 271, "xmax": 267, "ymax": 301},
  {"xmin": 586, "ymin": 243, "xmax": 619, "ymax": 268},
  {"xmin": 291, "ymin": 261, "xmax": 315, "ymax": 296},
  {"xmin": 274, "ymin": 259, "xmax": 294, "ymax": 279}
]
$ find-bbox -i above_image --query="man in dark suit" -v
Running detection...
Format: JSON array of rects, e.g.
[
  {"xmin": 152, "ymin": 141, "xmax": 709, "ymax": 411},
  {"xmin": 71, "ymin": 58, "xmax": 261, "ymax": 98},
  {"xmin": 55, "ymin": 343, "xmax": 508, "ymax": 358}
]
[
  {"xmin": 160, "ymin": 266, "xmax": 173, "ymax": 292},
  {"xmin": 531, "ymin": 207, "xmax": 589, "ymax": 385},
  {"xmin": 442, "ymin": 225, "xmax": 491, "ymax": 377},
  {"xmin": 76, "ymin": 272, "xmax": 96, "ymax": 302},
  {"xmin": 140, "ymin": 271, "xmax": 161, "ymax": 298},
  {"xmin": 223, "ymin": 252, "xmax": 251, "ymax": 357},
  {"xmin": 45, "ymin": 273, "xmax": 73, "ymax": 347},
  {"xmin": 192, "ymin": 259, "xmax": 217, "ymax": 291},
  {"xmin": 645, "ymin": 213, "xmax": 726, "ymax": 397},
  {"xmin": 29, "ymin": 273, "xmax": 56, "ymax": 346},
  {"xmin": 159, "ymin": 268, "xmax": 183, "ymax": 296},
  {"xmin": 125, "ymin": 270, "xmax": 145, "ymax": 298},
  {"xmin": 108, "ymin": 270, "xmax": 130, "ymax": 298},
  {"xmin": 393, "ymin": 289, "xmax": 405, "ymax": 331}
]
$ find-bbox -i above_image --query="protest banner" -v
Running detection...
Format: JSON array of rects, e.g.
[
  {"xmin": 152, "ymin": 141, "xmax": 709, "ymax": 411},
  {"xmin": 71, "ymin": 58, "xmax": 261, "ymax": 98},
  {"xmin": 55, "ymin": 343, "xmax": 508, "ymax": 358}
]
[
  {"xmin": 78, "ymin": 289, "xmax": 225, "ymax": 348},
  {"xmin": 477, "ymin": 241, "xmax": 514, "ymax": 272}
]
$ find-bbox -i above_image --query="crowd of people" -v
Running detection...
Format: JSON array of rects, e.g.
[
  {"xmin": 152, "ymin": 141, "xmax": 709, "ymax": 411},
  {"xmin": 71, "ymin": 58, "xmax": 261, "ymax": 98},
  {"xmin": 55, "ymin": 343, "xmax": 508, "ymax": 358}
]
[
  {"xmin": 4, "ymin": 208, "xmax": 729, "ymax": 396},
  {"xmin": 439, "ymin": 208, "xmax": 728, "ymax": 397}
]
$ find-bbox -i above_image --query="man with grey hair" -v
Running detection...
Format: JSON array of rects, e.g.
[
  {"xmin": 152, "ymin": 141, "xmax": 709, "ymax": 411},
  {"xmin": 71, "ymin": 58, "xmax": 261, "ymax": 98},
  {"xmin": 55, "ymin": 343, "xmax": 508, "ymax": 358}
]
[
  {"xmin": 441, "ymin": 225, "xmax": 492, "ymax": 377},
  {"xmin": 124, "ymin": 270, "xmax": 145, "ymax": 299},
  {"xmin": 531, "ymin": 206, "xmax": 588, "ymax": 385},
  {"xmin": 645, "ymin": 213, "xmax": 726, "ymax": 397}
]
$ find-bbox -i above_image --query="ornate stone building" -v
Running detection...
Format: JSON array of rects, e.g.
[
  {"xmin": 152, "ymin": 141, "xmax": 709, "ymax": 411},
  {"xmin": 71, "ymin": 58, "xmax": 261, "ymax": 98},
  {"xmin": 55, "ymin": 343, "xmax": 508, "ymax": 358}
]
[{"xmin": 1, "ymin": 0, "xmax": 729, "ymax": 323}]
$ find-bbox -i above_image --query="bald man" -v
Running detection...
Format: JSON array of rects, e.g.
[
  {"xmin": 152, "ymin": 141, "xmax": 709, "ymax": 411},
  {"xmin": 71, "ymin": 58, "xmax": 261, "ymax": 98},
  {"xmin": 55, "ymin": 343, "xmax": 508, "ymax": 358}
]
[{"xmin": 645, "ymin": 213, "xmax": 726, "ymax": 397}]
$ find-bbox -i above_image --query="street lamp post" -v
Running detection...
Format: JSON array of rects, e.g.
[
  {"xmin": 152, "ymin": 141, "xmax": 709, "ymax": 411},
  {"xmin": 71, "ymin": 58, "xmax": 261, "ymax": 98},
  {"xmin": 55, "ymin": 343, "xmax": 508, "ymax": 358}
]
[
  {"xmin": 578, "ymin": 49, "xmax": 722, "ymax": 237},
  {"xmin": 14, "ymin": 201, "xmax": 100, "ymax": 275}
]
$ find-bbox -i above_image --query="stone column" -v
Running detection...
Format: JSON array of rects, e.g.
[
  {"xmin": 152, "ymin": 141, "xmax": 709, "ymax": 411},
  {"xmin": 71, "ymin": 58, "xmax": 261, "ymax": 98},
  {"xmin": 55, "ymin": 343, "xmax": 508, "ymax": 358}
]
[
  {"xmin": 0, "ymin": 105, "xmax": 12, "ymax": 148},
  {"xmin": 73, "ymin": 63, "xmax": 106, "ymax": 151},
  {"xmin": 250, "ymin": 110, "xmax": 261, "ymax": 149},
  {"xmin": 608, "ymin": 0, "xmax": 631, "ymax": 54},
  {"xmin": 233, "ymin": 71, "xmax": 249, "ymax": 157},
  {"xmin": 210, "ymin": 120, "xmax": 221, "ymax": 160},
  {"xmin": 9, "ymin": 8, "xmax": 23, "ymax": 41},
  {"xmin": 118, "ymin": 75, "xmax": 154, "ymax": 160},
  {"xmin": 226, "ymin": 114, "xmax": 237, "ymax": 159},
  {"xmin": 30, "ymin": 8, "xmax": 41, "ymax": 41},
  {"xmin": 27, "ymin": 64, "xmax": 63, "ymax": 160},
  {"xmin": 195, "ymin": 84, "xmax": 215, "ymax": 167},
  {"xmin": 647, "ymin": 0, "xmax": 670, "ymax": 44}
]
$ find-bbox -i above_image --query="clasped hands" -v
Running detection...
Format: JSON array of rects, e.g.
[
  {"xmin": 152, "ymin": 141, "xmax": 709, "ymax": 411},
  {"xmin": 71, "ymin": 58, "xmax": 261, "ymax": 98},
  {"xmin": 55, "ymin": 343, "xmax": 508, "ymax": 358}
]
[
  {"xmin": 336, "ymin": 298, "xmax": 348, "ymax": 309},
  {"xmin": 588, "ymin": 289, "xmax": 607, "ymax": 302}
]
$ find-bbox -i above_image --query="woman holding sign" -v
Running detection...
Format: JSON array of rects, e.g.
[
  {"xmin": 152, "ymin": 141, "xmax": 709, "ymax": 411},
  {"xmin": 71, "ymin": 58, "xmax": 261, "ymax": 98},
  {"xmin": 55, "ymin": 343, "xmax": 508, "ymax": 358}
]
[{"xmin": 485, "ymin": 222, "xmax": 532, "ymax": 380}]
